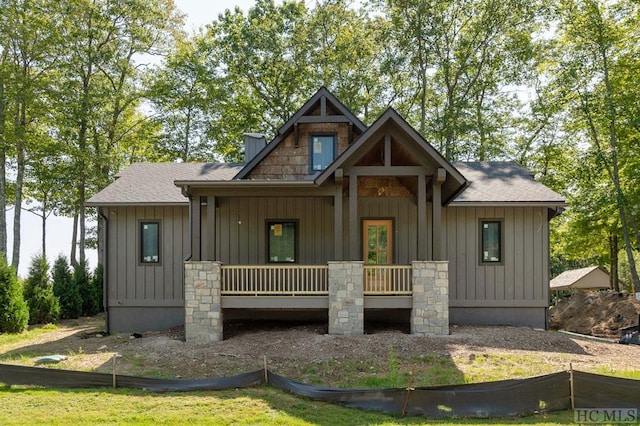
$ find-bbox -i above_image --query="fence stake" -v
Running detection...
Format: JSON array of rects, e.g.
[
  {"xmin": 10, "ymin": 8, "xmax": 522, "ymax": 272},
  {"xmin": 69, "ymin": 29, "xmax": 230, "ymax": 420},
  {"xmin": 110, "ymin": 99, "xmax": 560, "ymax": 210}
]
[
  {"xmin": 569, "ymin": 363, "xmax": 575, "ymax": 410},
  {"xmin": 264, "ymin": 355, "xmax": 268, "ymax": 384},
  {"xmin": 112, "ymin": 354, "xmax": 117, "ymax": 389},
  {"xmin": 401, "ymin": 370, "xmax": 415, "ymax": 417}
]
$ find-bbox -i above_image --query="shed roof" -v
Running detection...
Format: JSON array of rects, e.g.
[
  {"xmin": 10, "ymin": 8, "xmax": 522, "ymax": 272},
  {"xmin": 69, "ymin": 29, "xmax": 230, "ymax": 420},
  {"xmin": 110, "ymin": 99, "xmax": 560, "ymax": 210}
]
[
  {"xmin": 451, "ymin": 162, "xmax": 565, "ymax": 206},
  {"xmin": 86, "ymin": 162, "xmax": 242, "ymax": 206},
  {"xmin": 550, "ymin": 266, "xmax": 611, "ymax": 290}
]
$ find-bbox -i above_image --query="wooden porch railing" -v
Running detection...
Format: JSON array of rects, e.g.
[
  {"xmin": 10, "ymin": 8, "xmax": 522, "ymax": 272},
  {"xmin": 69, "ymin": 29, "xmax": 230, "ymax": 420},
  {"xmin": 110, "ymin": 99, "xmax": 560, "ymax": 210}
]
[
  {"xmin": 221, "ymin": 265, "xmax": 328, "ymax": 296},
  {"xmin": 363, "ymin": 265, "xmax": 412, "ymax": 295}
]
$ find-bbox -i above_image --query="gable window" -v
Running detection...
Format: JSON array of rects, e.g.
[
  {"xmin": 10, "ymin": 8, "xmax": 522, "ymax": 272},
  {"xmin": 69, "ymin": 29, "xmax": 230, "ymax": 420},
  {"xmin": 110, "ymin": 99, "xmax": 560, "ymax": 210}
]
[
  {"xmin": 481, "ymin": 220, "xmax": 502, "ymax": 263},
  {"xmin": 140, "ymin": 221, "xmax": 160, "ymax": 264},
  {"xmin": 267, "ymin": 220, "xmax": 297, "ymax": 263},
  {"xmin": 310, "ymin": 135, "xmax": 335, "ymax": 171}
]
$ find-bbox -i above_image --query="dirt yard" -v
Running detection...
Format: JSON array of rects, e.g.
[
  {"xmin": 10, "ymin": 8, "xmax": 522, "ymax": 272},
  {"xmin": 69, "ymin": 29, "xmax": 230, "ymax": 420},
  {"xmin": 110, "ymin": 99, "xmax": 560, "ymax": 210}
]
[
  {"xmin": 549, "ymin": 290, "xmax": 640, "ymax": 337},
  {"xmin": 2, "ymin": 314, "xmax": 638, "ymax": 386}
]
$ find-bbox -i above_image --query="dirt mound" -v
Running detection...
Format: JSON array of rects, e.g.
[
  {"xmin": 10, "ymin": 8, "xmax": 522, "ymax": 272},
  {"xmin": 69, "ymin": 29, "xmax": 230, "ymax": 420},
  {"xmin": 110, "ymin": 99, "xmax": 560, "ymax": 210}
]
[{"xmin": 548, "ymin": 290, "xmax": 640, "ymax": 337}]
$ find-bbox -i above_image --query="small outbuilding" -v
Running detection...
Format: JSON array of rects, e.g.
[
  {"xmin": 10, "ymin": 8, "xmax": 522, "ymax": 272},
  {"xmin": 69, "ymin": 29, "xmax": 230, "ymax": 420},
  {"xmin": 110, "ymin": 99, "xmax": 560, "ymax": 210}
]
[{"xmin": 550, "ymin": 266, "xmax": 611, "ymax": 291}]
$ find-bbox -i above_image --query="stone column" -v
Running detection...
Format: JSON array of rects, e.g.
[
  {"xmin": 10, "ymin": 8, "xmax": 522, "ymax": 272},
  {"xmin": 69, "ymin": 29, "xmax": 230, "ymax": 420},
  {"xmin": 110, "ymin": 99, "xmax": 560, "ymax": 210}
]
[
  {"xmin": 328, "ymin": 261, "xmax": 364, "ymax": 335},
  {"xmin": 184, "ymin": 261, "xmax": 223, "ymax": 343},
  {"xmin": 411, "ymin": 261, "xmax": 449, "ymax": 335}
]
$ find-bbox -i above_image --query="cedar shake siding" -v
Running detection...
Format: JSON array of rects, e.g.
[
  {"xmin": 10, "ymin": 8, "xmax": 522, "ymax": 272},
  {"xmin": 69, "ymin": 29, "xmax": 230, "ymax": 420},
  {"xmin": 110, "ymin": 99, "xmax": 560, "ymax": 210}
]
[{"xmin": 246, "ymin": 122, "xmax": 351, "ymax": 179}]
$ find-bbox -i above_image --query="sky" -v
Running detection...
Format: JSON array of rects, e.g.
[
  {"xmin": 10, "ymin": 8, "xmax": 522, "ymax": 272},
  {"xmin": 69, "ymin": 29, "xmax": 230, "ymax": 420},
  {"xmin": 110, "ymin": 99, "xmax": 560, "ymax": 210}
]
[{"xmin": 6, "ymin": 1, "xmax": 261, "ymax": 277}]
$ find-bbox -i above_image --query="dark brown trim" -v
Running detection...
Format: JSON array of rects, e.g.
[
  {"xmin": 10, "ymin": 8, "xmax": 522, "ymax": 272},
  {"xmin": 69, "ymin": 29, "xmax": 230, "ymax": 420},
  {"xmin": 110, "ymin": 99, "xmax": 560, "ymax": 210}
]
[
  {"xmin": 296, "ymin": 115, "xmax": 352, "ymax": 124},
  {"xmin": 478, "ymin": 219, "xmax": 504, "ymax": 266},
  {"xmin": 266, "ymin": 219, "xmax": 299, "ymax": 264},
  {"xmin": 308, "ymin": 133, "xmax": 337, "ymax": 174},
  {"xmin": 344, "ymin": 166, "xmax": 427, "ymax": 176},
  {"xmin": 138, "ymin": 219, "xmax": 162, "ymax": 266}
]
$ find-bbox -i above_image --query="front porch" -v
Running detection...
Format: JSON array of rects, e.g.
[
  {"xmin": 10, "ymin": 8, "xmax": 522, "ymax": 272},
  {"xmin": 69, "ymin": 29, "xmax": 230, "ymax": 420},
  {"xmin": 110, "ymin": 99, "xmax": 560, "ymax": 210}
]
[{"xmin": 184, "ymin": 261, "xmax": 449, "ymax": 343}]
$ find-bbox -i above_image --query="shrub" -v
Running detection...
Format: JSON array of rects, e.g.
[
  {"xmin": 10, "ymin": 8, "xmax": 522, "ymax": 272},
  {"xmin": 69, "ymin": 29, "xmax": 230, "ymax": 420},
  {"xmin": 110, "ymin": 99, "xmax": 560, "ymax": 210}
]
[
  {"xmin": 23, "ymin": 255, "xmax": 60, "ymax": 325},
  {"xmin": 0, "ymin": 256, "xmax": 29, "ymax": 333},
  {"xmin": 74, "ymin": 261, "xmax": 99, "ymax": 316},
  {"xmin": 92, "ymin": 263, "xmax": 104, "ymax": 313},
  {"xmin": 52, "ymin": 255, "xmax": 82, "ymax": 319}
]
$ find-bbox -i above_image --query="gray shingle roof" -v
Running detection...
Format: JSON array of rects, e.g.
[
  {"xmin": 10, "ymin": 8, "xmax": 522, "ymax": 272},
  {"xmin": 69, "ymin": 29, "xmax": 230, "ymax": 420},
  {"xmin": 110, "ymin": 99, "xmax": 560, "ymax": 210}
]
[
  {"xmin": 86, "ymin": 162, "xmax": 243, "ymax": 205},
  {"xmin": 87, "ymin": 160, "xmax": 565, "ymax": 206},
  {"xmin": 451, "ymin": 161, "xmax": 565, "ymax": 204}
]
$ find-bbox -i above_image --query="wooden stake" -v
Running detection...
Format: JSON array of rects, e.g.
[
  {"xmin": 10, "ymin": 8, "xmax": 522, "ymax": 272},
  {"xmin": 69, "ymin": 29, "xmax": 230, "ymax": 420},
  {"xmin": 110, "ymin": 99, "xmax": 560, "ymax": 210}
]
[
  {"xmin": 569, "ymin": 363, "xmax": 575, "ymax": 410},
  {"xmin": 401, "ymin": 371, "xmax": 415, "ymax": 417},
  {"xmin": 263, "ymin": 355, "xmax": 268, "ymax": 384},
  {"xmin": 112, "ymin": 354, "xmax": 117, "ymax": 389}
]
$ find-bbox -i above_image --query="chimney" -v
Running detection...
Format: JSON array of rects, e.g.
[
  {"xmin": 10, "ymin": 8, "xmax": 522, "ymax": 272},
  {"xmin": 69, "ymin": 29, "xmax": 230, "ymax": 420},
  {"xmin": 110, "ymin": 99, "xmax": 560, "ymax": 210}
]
[{"xmin": 244, "ymin": 133, "xmax": 266, "ymax": 163}]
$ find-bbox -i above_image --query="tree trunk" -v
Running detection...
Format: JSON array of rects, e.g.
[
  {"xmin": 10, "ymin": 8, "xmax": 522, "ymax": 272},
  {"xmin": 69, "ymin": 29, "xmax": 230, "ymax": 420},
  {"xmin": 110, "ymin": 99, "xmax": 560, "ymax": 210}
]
[
  {"xmin": 11, "ymin": 96, "xmax": 26, "ymax": 273},
  {"xmin": 41, "ymin": 192, "xmax": 47, "ymax": 259},
  {"xmin": 611, "ymin": 234, "xmax": 618, "ymax": 292},
  {"xmin": 0, "ymin": 76, "xmax": 6, "ymax": 261},
  {"xmin": 70, "ymin": 212, "xmax": 78, "ymax": 266}
]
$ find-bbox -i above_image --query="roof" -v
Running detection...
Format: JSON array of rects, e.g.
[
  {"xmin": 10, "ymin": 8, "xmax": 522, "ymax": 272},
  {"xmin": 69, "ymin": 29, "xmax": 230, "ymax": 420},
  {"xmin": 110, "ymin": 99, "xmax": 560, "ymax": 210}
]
[
  {"xmin": 86, "ymin": 162, "xmax": 242, "ymax": 206},
  {"xmin": 550, "ymin": 266, "xmax": 611, "ymax": 290},
  {"xmin": 451, "ymin": 162, "xmax": 566, "ymax": 205},
  {"xmin": 87, "ymin": 160, "xmax": 566, "ymax": 206}
]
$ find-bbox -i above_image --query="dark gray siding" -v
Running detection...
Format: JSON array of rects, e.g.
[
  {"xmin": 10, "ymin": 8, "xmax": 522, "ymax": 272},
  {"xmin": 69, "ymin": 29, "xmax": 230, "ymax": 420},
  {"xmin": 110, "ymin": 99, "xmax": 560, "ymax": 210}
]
[
  {"xmin": 443, "ymin": 206, "xmax": 549, "ymax": 311},
  {"xmin": 106, "ymin": 205, "xmax": 188, "ymax": 332},
  {"xmin": 214, "ymin": 196, "xmax": 334, "ymax": 264}
]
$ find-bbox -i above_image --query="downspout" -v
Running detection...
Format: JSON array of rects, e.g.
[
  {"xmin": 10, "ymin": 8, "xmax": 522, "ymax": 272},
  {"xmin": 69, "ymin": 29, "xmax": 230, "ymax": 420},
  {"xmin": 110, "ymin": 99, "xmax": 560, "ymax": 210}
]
[{"xmin": 98, "ymin": 207, "xmax": 109, "ymax": 334}]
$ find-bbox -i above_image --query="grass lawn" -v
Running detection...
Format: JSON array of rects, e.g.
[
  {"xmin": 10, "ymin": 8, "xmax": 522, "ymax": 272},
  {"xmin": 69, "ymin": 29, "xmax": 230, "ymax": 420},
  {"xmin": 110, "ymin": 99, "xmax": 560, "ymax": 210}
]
[
  {"xmin": 0, "ymin": 320, "xmax": 631, "ymax": 425},
  {"xmin": 0, "ymin": 385, "xmax": 575, "ymax": 425}
]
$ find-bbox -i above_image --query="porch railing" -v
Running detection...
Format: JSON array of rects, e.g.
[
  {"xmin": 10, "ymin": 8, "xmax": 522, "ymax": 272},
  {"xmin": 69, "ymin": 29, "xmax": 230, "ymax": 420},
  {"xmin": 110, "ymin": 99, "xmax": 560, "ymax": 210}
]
[
  {"xmin": 363, "ymin": 265, "xmax": 412, "ymax": 295},
  {"xmin": 221, "ymin": 265, "xmax": 328, "ymax": 296}
]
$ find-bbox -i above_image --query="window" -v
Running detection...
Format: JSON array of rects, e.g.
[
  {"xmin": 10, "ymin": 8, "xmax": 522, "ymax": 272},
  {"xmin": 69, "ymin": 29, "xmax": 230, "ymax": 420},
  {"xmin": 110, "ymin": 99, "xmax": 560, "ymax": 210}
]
[
  {"xmin": 481, "ymin": 220, "xmax": 502, "ymax": 263},
  {"xmin": 267, "ymin": 221, "xmax": 297, "ymax": 263},
  {"xmin": 309, "ymin": 135, "xmax": 335, "ymax": 171},
  {"xmin": 140, "ymin": 221, "xmax": 160, "ymax": 264}
]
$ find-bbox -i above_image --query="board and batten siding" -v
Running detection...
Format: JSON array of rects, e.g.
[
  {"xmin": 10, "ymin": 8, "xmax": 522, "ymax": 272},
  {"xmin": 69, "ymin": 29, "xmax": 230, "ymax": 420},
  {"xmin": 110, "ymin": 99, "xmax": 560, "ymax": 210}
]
[
  {"xmin": 443, "ymin": 206, "xmax": 549, "ymax": 308},
  {"xmin": 213, "ymin": 196, "xmax": 334, "ymax": 264},
  {"xmin": 106, "ymin": 205, "xmax": 188, "ymax": 332}
]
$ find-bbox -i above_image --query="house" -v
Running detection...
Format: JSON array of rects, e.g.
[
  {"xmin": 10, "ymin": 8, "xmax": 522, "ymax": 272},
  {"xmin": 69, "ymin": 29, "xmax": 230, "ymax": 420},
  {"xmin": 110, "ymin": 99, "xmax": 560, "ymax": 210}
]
[
  {"xmin": 87, "ymin": 88, "xmax": 566, "ymax": 342},
  {"xmin": 550, "ymin": 266, "xmax": 611, "ymax": 291}
]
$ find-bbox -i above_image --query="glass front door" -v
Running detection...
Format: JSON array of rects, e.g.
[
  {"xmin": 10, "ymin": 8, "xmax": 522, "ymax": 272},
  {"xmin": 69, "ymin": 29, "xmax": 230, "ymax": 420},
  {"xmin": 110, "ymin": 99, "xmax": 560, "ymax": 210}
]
[{"xmin": 363, "ymin": 220, "xmax": 393, "ymax": 292}]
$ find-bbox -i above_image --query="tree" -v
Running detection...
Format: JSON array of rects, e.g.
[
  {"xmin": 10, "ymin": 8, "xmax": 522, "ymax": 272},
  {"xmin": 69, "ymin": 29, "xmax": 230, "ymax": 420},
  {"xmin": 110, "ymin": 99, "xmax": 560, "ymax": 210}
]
[
  {"xmin": 548, "ymin": 0, "xmax": 640, "ymax": 292},
  {"xmin": 0, "ymin": 256, "xmax": 28, "ymax": 332},
  {"xmin": 52, "ymin": 254, "xmax": 81, "ymax": 319},
  {"xmin": 379, "ymin": 0, "xmax": 543, "ymax": 160},
  {"xmin": 23, "ymin": 255, "xmax": 59, "ymax": 324},
  {"xmin": 0, "ymin": 0, "xmax": 64, "ymax": 272}
]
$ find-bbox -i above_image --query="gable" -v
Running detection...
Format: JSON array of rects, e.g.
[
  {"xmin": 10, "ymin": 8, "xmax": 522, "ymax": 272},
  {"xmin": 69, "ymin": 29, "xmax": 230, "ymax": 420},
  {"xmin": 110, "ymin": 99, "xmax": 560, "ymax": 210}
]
[
  {"xmin": 316, "ymin": 108, "xmax": 467, "ymax": 204},
  {"xmin": 235, "ymin": 87, "xmax": 367, "ymax": 180}
]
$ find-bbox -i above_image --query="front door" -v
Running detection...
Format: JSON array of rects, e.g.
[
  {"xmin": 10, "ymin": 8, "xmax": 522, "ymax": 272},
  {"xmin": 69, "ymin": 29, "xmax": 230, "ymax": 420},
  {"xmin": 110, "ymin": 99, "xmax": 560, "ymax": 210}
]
[{"xmin": 363, "ymin": 219, "xmax": 393, "ymax": 292}]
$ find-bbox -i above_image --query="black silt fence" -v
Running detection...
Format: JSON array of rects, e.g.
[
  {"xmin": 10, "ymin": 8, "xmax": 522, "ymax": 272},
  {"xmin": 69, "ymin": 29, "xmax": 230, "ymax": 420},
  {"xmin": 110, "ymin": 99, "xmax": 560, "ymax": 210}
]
[{"xmin": 1, "ymin": 364, "xmax": 639, "ymax": 418}]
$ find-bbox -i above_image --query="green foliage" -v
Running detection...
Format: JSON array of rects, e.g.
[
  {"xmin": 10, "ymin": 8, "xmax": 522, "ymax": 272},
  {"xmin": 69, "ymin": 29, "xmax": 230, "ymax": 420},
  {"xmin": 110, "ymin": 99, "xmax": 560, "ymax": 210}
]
[
  {"xmin": 91, "ymin": 263, "xmax": 104, "ymax": 313},
  {"xmin": 52, "ymin": 255, "xmax": 82, "ymax": 319},
  {"xmin": 618, "ymin": 249, "xmax": 639, "ymax": 293},
  {"xmin": 0, "ymin": 257, "xmax": 29, "ymax": 333},
  {"xmin": 73, "ymin": 261, "xmax": 99, "ymax": 317},
  {"xmin": 23, "ymin": 255, "xmax": 59, "ymax": 325}
]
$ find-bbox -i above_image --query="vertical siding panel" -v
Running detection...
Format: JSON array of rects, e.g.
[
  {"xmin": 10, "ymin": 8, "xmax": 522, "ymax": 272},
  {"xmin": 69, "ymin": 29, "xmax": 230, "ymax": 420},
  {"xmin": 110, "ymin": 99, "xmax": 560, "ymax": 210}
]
[
  {"xmin": 456, "ymin": 208, "xmax": 468, "ymax": 300},
  {"xmin": 126, "ymin": 207, "xmax": 136, "ymax": 300},
  {"xmin": 524, "ymin": 209, "xmax": 535, "ymax": 300},
  {"xmin": 503, "ymin": 208, "xmax": 515, "ymax": 300},
  {"xmin": 218, "ymin": 198, "xmax": 230, "ymax": 264},
  {"xmin": 542, "ymin": 208, "xmax": 550, "ymax": 304},
  {"xmin": 427, "ymin": 202, "xmax": 433, "ymax": 261},
  {"xmin": 533, "ymin": 207, "xmax": 543, "ymax": 301},
  {"xmin": 475, "ymin": 207, "xmax": 486, "ymax": 300},
  {"xmin": 107, "ymin": 208, "xmax": 118, "ymax": 302},
  {"xmin": 323, "ymin": 197, "xmax": 333, "ymax": 262},
  {"xmin": 247, "ymin": 198, "xmax": 258, "ymax": 264},
  {"xmin": 443, "ymin": 208, "xmax": 456, "ymax": 300},
  {"xmin": 514, "ymin": 208, "xmax": 524, "ymax": 299}
]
